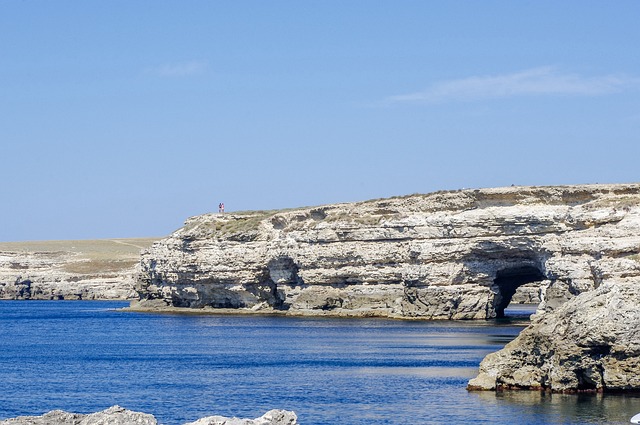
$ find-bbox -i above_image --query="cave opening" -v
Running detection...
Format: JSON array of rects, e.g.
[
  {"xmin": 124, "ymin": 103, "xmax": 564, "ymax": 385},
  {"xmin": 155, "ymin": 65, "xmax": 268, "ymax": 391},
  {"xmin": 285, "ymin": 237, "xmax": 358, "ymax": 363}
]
[{"xmin": 493, "ymin": 265, "xmax": 546, "ymax": 318}]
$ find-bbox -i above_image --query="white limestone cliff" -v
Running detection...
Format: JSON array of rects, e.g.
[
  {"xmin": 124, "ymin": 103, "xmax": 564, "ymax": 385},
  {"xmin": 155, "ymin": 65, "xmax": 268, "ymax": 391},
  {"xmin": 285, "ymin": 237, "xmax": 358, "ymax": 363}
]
[
  {"xmin": 0, "ymin": 239, "xmax": 157, "ymax": 300},
  {"xmin": 467, "ymin": 279, "xmax": 640, "ymax": 392},
  {"xmin": 133, "ymin": 184, "xmax": 640, "ymax": 320}
]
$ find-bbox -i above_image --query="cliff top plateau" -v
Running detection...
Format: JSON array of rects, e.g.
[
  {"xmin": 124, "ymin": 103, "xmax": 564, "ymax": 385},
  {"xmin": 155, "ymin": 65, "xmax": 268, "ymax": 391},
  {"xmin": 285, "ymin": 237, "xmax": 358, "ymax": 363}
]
[{"xmin": 0, "ymin": 238, "xmax": 158, "ymax": 300}]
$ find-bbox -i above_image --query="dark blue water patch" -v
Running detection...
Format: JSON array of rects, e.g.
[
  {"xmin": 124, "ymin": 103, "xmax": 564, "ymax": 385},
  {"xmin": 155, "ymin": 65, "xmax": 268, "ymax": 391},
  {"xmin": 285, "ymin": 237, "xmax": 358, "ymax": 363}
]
[{"xmin": 1, "ymin": 301, "xmax": 639, "ymax": 424}]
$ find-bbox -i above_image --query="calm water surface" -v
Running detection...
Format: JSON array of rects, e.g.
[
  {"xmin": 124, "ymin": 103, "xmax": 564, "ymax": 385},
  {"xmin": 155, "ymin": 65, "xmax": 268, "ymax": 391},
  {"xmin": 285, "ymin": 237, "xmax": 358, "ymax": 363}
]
[{"xmin": 0, "ymin": 301, "xmax": 638, "ymax": 424}]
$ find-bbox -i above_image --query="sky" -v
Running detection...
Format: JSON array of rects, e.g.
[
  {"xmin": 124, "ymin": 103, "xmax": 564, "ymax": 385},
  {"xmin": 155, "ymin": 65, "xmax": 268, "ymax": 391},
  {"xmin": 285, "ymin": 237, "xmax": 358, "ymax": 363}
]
[{"xmin": 2, "ymin": 1, "xmax": 640, "ymax": 241}]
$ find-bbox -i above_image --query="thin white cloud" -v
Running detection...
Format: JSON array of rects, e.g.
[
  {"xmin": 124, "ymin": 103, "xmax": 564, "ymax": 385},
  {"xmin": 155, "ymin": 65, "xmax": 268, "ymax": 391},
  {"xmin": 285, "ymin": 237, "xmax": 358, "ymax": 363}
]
[
  {"xmin": 147, "ymin": 61, "xmax": 207, "ymax": 77},
  {"xmin": 388, "ymin": 67, "xmax": 640, "ymax": 104}
]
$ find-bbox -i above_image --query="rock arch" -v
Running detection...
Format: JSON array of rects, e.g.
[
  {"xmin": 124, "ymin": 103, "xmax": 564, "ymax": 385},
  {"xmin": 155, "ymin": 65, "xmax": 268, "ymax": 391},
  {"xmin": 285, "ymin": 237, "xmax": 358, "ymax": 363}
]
[{"xmin": 492, "ymin": 265, "xmax": 546, "ymax": 318}]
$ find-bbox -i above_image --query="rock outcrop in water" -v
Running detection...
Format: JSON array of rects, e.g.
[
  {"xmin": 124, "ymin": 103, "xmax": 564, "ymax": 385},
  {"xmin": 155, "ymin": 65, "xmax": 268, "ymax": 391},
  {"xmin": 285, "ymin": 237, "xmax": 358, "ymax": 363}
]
[
  {"xmin": 0, "ymin": 239, "xmax": 157, "ymax": 300},
  {"xmin": 467, "ymin": 279, "xmax": 640, "ymax": 392},
  {"xmin": 0, "ymin": 406, "xmax": 298, "ymax": 425},
  {"xmin": 185, "ymin": 409, "xmax": 298, "ymax": 425},
  {"xmin": 133, "ymin": 184, "xmax": 640, "ymax": 321},
  {"xmin": 0, "ymin": 406, "xmax": 155, "ymax": 425}
]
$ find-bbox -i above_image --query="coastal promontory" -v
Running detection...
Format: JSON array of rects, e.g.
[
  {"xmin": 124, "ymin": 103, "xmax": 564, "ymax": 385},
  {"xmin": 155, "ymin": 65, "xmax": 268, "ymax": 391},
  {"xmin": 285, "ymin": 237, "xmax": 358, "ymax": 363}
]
[
  {"xmin": 131, "ymin": 183, "xmax": 640, "ymax": 393},
  {"xmin": 133, "ymin": 184, "xmax": 640, "ymax": 321},
  {"xmin": 5, "ymin": 184, "xmax": 637, "ymax": 394}
]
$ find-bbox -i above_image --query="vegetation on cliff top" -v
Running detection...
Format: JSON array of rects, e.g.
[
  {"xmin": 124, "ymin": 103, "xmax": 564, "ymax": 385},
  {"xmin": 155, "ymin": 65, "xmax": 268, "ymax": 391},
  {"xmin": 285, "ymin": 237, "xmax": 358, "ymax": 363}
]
[
  {"xmin": 178, "ymin": 184, "xmax": 640, "ymax": 241},
  {"xmin": 0, "ymin": 239, "xmax": 158, "ymax": 274}
]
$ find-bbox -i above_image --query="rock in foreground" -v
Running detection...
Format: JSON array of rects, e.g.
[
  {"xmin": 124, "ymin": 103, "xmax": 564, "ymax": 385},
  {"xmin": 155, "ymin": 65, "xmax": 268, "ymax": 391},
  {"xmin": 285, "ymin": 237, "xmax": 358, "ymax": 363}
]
[
  {"xmin": 468, "ymin": 279, "xmax": 640, "ymax": 392},
  {"xmin": 184, "ymin": 409, "xmax": 298, "ymax": 425},
  {"xmin": 0, "ymin": 405, "xmax": 156, "ymax": 425},
  {"xmin": 0, "ymin": 406, "xmax": 298, "ymax": 425}
]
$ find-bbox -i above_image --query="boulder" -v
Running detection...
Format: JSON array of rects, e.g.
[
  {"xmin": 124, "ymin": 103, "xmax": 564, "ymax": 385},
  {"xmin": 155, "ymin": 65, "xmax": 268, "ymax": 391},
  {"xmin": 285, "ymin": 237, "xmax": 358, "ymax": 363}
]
[
  {"xmin": 184, "ymin": 409, "xmax": 298, "ymax": 425},
  {"xmin": 0, "ymin": 405, "xmax": 157, "ymax": 425},
  {"xmin": 0, "ymin": 407, "xmax": 298, "ymax": 425},
  {"xmin": 467, "ymin": 279, "xmax": 640, "ymax": 392}
]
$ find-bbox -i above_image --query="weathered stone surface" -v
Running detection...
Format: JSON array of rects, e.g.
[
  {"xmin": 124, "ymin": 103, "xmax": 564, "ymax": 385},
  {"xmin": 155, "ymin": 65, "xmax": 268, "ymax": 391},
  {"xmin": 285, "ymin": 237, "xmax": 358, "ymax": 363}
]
[
  {"xmin": 0, "ymin": 239, "xmax": 157, "ymax": 300},
  {"xmin": 133, "ymin": 184, "xmax": 640, "ymax": 320},
  {"xmin": 184, "ymin": 409, "xmax": 298, "ymax": 425},
  {"xmin": 0, "ymin": 407, "xmax": 298, "ymax": 425},
  {"xmin": 0, "ymin": 405, "xmax": 157, "ymax": 425},
  {"xmin": 467, "ymin": 279, "xmax": 640, "ymax": 392}
]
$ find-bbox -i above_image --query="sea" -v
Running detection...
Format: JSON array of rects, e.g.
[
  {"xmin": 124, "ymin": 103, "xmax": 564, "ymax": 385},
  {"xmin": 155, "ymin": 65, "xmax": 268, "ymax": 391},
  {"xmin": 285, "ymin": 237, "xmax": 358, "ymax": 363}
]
[{"xmin": 0, "ymin": 301, "xmax": 638, "ymax": 425}]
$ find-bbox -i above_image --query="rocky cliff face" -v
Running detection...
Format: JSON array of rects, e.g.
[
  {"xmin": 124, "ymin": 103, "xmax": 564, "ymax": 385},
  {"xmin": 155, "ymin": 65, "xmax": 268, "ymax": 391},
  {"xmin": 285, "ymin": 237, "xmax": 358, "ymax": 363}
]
[
  {"xmin": 0, "ymin": 239, "xmax": 157, "ymax": 300},
  {"xmin": 134, "ymin": 184, "xmax": 640, "ymax": 320},
  {"xmin": 467, "ymin": 279, "xmax": 640, "ymax": 392}
]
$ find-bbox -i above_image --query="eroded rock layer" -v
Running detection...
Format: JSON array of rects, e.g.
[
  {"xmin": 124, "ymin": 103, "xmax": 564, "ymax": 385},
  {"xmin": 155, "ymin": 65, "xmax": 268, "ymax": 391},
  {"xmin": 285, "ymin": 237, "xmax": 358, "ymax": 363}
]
[
  {"xmin": 467, "ymin": 280, "xmax": 640, "ymax": 392},
  {"xmin": 134, "ymin": 184, "xmax": 640, "ymax": 320},
  {"xmin": 0, "ymin": 239, "xmax": 157, "ymax": 300}
]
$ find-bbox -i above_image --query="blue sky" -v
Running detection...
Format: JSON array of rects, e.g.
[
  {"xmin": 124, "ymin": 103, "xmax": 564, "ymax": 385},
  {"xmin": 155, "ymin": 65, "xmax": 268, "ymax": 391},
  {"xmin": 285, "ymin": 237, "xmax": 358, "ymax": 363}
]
[{"xmin": 2, "ymin": 1, "xmax": 639, "ymax": 241}]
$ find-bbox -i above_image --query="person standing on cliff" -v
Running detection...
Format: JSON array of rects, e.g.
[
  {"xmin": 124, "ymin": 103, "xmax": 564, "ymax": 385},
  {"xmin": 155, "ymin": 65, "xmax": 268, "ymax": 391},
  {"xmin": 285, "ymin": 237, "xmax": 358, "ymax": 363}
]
[{"xmin": 219, "ymin": 202, "xmax": 224, "ymax": 214}]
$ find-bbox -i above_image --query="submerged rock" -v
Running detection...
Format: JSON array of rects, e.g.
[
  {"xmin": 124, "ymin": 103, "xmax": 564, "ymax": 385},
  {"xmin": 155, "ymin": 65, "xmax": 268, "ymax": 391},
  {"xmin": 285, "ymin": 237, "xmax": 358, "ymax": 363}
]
[
  {"xmin": 467, "ymin": 279, "xmax": 640, "ymax": 392},
  {"xmin": 0, "ymin": 406, "xmax": 298, "ymax": 425}
]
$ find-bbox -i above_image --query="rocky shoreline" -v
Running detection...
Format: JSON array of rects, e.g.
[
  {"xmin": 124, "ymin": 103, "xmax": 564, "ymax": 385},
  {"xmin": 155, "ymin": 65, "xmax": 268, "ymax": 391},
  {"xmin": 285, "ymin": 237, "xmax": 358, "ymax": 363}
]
[
  {"xmin": 467, "ymin": 279, "xmax": 640, "ymax": 393},
  {"xmin": 2, "ymin": 184, "xmax": 640, "ymax": 394},
  {"xmin": 132, "ymin": 183, "xmax": 640, "ymax": 392},
  {"xmin": 0, "ymin": 406, "xmax": 298, "ymax": 425},
  {"xmin": 0, "ymin": 239, "xmax": 158, "ymax": 300}
]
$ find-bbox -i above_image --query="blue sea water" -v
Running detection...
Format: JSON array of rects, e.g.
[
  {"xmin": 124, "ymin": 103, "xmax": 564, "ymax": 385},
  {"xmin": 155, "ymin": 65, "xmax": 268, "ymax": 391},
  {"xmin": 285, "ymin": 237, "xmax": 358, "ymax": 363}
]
[{"xmin": 0, "ymin": 301, "xmax": 638, "ymax": 424}]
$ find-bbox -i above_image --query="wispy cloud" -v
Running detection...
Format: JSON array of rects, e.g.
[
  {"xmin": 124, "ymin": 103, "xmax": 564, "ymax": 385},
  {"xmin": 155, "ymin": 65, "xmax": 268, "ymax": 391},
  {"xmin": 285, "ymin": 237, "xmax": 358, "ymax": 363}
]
[
  {"xmin": 146, "ymin": 61, "xmax": 207, "ymax": 77},
  {"xmin": 387, "ymin": 67, "xmax": 640, "ymax": 104}
]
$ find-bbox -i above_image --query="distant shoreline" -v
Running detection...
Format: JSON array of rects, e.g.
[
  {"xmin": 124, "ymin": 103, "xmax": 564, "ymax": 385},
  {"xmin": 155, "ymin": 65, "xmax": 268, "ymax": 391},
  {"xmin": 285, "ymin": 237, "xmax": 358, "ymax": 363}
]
[{"xmin": 0, "ymin": 238, "xmax": 159, "ymax": 301}]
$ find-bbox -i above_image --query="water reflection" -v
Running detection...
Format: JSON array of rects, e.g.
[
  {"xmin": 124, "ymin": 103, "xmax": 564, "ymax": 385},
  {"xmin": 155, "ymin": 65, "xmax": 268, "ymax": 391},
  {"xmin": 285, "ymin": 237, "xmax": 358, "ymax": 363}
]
[
  {"xmin": 472, "ymin": 390, "xmax": 640, "ymax": 424},
  {"xmin": 355, "ymin": 366, "xmax": 479, "ymax": 378},
  {"xmin": 503, "ymin": 303, "xmax": 538, "ymax": 320}
]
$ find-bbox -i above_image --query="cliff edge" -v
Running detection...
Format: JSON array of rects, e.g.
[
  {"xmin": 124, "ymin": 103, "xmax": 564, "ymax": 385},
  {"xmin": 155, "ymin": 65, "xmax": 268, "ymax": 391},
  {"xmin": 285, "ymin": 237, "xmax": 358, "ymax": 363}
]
[{"xmin": 133, "ymin": 184, "xmax": 640, "ymax": 321}]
